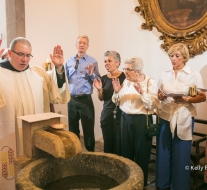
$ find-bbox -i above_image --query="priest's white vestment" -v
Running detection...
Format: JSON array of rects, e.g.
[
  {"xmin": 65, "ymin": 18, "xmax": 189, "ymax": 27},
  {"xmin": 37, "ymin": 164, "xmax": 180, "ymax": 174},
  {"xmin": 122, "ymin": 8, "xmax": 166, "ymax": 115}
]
[{"xmin": 0, "ymin": 65, "xmax": 70, "ymax": 190}]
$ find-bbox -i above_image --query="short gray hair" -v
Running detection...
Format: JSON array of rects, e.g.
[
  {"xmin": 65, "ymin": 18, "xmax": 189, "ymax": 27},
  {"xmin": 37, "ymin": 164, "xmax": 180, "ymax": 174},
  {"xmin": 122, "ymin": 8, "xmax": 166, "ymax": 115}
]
[
  {"xmin": 104, "ymin": 51, "xmax": 121, "ymax": 63},
  {"xmin": 9, "ymin": 37, "xmax": 31, "ymax": 50},
  {"xmin": 125, "ymin": 57, "xmax": 143, "ymax": 72},
  {"xmin": 76, "ymin": 35, "xmax": 89, "ymax": 45}
]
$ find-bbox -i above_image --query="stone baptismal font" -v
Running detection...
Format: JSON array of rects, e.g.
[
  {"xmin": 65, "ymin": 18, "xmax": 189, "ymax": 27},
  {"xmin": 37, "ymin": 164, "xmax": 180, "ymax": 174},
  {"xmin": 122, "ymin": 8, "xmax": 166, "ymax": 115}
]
[{"xmin": 15, "ymin": 113, "xmax": 143, "ymax": 190}]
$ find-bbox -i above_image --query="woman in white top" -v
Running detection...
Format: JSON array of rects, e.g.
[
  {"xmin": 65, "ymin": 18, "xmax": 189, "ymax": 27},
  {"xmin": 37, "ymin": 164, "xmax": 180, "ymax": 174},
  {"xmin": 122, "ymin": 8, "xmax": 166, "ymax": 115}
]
[
  {"xmin": 112, "ymin": 57, "xmax": 159, "ymax": 187},
  {"xmin": 156, "ymin": 43, "xmax": 206, "ymax": 190}
]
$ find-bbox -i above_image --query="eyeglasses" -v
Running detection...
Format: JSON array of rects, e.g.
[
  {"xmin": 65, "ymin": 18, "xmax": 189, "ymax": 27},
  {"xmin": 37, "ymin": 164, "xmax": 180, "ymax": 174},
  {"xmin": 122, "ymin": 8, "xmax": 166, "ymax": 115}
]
[
  {"xmin": 123, "ymin": 68, "xmax": 134, "ymax": 72},
  {"xmin": 11, "ymin": 50, "xmax": 33, "ymax": 59}
]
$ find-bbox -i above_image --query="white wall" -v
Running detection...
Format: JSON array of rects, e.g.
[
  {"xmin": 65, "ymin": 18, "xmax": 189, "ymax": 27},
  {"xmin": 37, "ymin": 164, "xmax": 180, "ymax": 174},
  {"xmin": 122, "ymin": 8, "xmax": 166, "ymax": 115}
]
[
  {"xmin": 0, "ymin": 0, "xmax": 7, "ymax": 48},
  {"xmin": 24, "ymin": 0, "xmax": 207, "ymax": 139},
  {"xmin": 25, "ymin": 0, "xmax": 78, "ymax": 126}
]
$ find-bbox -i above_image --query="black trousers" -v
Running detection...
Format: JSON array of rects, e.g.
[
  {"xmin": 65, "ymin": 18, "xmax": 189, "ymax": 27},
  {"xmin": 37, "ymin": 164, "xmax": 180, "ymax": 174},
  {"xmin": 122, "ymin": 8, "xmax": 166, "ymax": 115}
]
[
  {"xmin": 121, "ymin": 112, "xmax": 152, "ymax": 187},
  {"xmin": 68, "ymin": 95, "xmax": 95, "ymax": 151},
  {"xmin": 100, "ymin": 108, "xmax": 122, "ymax": 155}
]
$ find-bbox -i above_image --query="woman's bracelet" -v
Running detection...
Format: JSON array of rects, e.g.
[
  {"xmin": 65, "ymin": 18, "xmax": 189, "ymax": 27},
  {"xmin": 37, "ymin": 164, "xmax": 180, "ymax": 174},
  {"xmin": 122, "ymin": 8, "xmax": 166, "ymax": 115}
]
[{"xmin": 98, "ymin": 88, "xmax": 103, "ymax": 94}]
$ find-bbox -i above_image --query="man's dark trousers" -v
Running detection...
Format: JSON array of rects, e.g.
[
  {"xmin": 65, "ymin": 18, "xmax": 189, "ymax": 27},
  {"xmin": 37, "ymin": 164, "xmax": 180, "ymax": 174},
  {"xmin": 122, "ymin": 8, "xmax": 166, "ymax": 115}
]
[{"xmin": 68, "ymin": 94, "xmax": 95, "ymax": 151}]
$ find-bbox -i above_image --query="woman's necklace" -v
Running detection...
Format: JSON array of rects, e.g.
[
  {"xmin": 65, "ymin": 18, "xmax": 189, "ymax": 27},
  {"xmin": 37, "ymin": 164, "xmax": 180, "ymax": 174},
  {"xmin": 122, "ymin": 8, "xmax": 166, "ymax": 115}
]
[{"xmin": 107, "ymin": 71, "xmax": 122, "ymax": 78}]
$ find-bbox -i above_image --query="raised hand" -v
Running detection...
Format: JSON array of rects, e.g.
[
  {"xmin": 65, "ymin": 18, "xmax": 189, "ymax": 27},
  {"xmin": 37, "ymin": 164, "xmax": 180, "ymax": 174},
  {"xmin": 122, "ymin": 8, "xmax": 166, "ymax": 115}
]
[
  {"xmin": 112, "ymin": 78, "xmax": 122, "ymax": 93},
  {"xmin": 86, "ymin": 63, "xmax": 95, "ymax": 75},
  {"xmin": 134, "ymin": 78, "xmax": 143, "ymax": 94},
  {"xmin": 0, "ymin": 49, "xmax": 5, "ymax": 57},
  {"xmin": 0, "ymin": 36, "xmax": 4, "ymax": 57},
  {"xmin": 50, "ymin": 45, "xmax": 64, "ymax": 67},
  {"xmin": 94, "ymin": 78, "xmax": 102, "ymax": 90}
]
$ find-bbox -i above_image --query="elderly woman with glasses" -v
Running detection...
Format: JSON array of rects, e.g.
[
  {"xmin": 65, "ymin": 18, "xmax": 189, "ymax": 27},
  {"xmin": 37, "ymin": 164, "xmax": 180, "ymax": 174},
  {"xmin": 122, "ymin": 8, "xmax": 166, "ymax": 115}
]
[
  {"xmin": 93, "ymin": 51, "xmax": 125, "ymax": 155},
  {"xmin": 112, "ymin": 57, "xmax": 159, "ymax": 187},
  {"xmin": 156, "ymin": 43, "xmax": 206, "ymax": 190}
]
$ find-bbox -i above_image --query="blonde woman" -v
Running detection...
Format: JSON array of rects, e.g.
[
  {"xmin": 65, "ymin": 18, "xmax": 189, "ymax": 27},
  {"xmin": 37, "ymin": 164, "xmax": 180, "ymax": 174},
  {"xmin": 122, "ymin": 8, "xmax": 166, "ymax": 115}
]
[{"xmin": 156, "ymin": 43, "xmax": 206, "ymax": 190}]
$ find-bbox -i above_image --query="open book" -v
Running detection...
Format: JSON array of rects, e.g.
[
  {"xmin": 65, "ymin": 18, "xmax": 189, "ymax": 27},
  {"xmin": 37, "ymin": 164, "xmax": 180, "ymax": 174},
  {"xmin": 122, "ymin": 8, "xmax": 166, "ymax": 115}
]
[{"xmin": 159, "ymin": 88, "xmax": 186, "ymax": 97}]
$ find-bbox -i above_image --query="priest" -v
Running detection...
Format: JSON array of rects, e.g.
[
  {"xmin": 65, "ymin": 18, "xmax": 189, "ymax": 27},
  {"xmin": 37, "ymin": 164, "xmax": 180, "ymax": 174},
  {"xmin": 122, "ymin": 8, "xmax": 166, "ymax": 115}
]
[{"xmin": 0, "ymin": 37, "xmax": 70, "ymax": 190}]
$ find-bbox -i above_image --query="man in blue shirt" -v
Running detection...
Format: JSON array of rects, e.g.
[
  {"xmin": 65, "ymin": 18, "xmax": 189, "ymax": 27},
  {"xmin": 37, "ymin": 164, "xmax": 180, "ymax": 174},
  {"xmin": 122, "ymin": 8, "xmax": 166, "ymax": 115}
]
[{"xmin": 65, "ymin": 35, "xmax": 100, "ymax": 151}]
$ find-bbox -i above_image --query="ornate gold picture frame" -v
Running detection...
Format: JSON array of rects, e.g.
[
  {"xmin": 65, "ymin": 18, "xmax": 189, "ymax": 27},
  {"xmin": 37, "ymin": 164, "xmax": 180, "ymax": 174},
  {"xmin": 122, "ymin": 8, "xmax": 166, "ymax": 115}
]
[{"xmin": 135, "ymin": 0, "xmax": 207, "ymax": 57}]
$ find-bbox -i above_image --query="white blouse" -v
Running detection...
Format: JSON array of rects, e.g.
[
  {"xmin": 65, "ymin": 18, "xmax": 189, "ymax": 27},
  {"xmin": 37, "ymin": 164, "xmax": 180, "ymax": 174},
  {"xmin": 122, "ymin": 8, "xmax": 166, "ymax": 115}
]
[
  {"xmin": 158, "ymin": 64, "xmax": 204, "ymax": 140},
  {"xmin": 112, "ymin": 75, "xmax": 159, "ymax": 115}
]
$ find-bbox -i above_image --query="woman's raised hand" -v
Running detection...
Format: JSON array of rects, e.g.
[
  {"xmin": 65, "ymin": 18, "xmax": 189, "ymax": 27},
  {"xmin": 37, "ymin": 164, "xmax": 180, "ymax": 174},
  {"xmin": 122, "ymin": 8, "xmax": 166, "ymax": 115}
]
[
  {"xmin": 112, "ymin": 78, "xmax": 122, "ymax": 93},
  {"xmin": 134, "ymin": 79, "xmax": 143, "ymax": 94},
  {"xmin": 94, "ymin": 78, "xmax": 102, "ymax": 90}
]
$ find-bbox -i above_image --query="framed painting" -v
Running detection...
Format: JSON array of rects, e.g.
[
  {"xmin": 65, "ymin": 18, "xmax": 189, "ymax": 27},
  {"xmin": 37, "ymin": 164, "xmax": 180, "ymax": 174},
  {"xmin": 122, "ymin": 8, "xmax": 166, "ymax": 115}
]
[{"xmin": 135, "ymin": 0, "xmax": 207, "ymax": 57}]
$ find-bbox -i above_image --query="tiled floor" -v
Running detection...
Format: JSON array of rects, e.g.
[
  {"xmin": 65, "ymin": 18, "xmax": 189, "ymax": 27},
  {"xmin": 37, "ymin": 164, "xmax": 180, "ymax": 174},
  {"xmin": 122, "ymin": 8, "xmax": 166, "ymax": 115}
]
[{"xmin": 80, "ymin": 137, "xmax": 207, "ymax": 190}]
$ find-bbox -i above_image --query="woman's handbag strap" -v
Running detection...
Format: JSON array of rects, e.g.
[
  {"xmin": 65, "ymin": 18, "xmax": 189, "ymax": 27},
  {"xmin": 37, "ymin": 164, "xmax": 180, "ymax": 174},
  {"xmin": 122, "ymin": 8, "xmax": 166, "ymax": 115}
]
[{"xmin": 146, "ymin": 78, "xmax": 160, "ymax": 127}]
